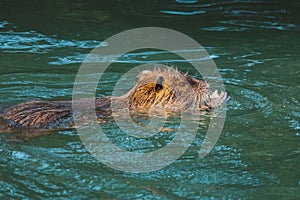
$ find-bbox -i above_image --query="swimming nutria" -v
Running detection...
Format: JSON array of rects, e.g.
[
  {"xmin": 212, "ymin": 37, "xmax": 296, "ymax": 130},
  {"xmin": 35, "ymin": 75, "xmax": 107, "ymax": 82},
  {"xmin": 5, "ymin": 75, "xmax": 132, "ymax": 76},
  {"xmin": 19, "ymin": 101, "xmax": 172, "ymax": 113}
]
[{"xmin": 0, "ymin": 67, "xmax": 227, "ymax": 134}]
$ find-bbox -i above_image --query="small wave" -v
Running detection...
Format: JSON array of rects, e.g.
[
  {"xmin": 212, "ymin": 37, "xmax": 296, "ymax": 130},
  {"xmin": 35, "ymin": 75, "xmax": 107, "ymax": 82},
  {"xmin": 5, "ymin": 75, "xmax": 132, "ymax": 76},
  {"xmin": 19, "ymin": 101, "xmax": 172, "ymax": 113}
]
[
  {"xmin": 161, "ymin": 0, "xmax": 297, "ymax": 31},
  {"xmin": 226, "ymin": 87, "xmax": 272, "ymax": 117},
  {"xmin": 0, "ymin": 73, "xmax": 75, "ymax": 103},
  {"xmin": 176, "ymin": 0, "xmax": 199, "ymax": 4},
  {"xmin": 0, "ymin": 20, "xmax": 9, "ymax": 29},
  {"xmin": 161, "ymin": 10, "xmax": 205, "ymax": 16},
  {"xmin": 218, "ymin": 20, "xmax": 296, "ymax": 31},
  {"xmin": 49, "ymin": 49, "xmax": 219, "ymax": 65},
  {"xmin": 203, "ymin": 19, "xmax": 296, "ymax": 31},
  {"xmin": 202, "ymin": 26, "xmax": 248, "ymax": 32},
  {"xmin": 0, "ymin": 30, "xmax": 107, "ymax": 54}
]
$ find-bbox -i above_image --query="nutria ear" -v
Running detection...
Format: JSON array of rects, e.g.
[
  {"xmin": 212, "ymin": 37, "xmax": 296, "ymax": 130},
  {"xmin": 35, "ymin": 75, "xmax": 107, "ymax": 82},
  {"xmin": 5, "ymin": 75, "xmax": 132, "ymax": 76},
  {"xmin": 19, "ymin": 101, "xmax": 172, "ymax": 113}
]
[
  {"xmin": 138, "ymin": 70, "xmax": 152, "ymax": 80},
  {"xmin": 155, "ymin": 76, "xmax": 165, "ymax": 91}
]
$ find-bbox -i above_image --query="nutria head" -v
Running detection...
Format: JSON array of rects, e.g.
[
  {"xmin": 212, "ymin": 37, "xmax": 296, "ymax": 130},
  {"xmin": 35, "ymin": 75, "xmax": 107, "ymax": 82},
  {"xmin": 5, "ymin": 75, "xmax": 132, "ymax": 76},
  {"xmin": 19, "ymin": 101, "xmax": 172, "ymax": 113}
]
[{"xmin": 116, "ymin": 67, "xmax": 228, "ymax": 112}]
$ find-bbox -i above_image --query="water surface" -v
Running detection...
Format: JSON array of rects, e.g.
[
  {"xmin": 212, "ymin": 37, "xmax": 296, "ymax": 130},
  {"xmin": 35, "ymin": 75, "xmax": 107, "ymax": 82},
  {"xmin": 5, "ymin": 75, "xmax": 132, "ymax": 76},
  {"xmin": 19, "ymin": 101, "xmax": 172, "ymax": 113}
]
[{"xmin": 0, "ymin": 0, "xmax": 299, "ymax": 199}]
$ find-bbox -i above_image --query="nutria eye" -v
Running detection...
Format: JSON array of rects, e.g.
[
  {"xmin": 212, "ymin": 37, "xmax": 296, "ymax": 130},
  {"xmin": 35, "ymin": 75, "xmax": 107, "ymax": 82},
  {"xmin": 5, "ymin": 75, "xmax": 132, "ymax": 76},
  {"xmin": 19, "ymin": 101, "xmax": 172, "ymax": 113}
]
[{"xmin": 155, "ymin": 76, "xmax": 164, "ymax": 91}]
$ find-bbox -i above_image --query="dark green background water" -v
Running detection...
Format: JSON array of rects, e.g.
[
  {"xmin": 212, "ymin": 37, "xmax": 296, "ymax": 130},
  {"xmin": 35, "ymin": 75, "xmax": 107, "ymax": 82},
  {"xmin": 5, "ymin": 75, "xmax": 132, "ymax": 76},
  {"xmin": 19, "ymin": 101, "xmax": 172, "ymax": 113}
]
[{"xmin": 0, "ymin": 0, "xmax": 299, "ymax": 199}]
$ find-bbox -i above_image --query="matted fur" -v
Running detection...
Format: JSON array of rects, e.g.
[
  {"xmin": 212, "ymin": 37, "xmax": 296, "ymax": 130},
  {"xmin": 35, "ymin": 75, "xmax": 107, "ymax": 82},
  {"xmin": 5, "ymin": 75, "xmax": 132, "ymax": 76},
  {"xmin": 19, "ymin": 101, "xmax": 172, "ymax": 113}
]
[{"xmin": 0, "ymin": 67, "xmax": 227, "ymax": 132}]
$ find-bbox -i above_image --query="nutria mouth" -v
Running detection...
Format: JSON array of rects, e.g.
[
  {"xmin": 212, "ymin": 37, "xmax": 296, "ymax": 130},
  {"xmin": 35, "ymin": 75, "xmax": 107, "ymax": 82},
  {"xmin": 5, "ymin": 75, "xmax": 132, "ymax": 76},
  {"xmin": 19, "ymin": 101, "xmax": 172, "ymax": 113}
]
[{"xmin": 0, "ymin": 67, "xmax": 228, "ymax": 135}]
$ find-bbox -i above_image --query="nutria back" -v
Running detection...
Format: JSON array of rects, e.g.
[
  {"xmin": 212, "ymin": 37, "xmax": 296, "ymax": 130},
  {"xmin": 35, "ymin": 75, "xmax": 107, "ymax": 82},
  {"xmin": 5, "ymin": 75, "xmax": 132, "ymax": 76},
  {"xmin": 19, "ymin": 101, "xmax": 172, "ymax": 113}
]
[{"xmin": 0, "ymin": 97, "xmax": 111, "ymax": 131}]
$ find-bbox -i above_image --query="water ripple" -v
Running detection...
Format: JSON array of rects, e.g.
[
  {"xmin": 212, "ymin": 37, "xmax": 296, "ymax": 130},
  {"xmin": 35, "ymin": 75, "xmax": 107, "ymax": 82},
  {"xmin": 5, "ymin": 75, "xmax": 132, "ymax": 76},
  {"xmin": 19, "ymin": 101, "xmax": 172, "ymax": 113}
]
[
  {"xmin": 226, "ymin": 85, "xmax": 273, "ymax": 118},
  {"xmin": 218, "ymin": 20, "xmax": 296, "ymax": 31},
  {"xmin": 176, "ymin": 0, "xmax": 199, "ymax": 4},
  {"xmin": 160, "ymin": 0, "xmax": 297, "ymax": 31},
  {"xmin": 0, "ymin": 20, "xmax": 9, "ymax": 29},
  {"xmin": 0, "ymin": 73, "xmax": 75, "ymax": 103},
  {"xmin": 49, "ymin": 49, "xmax": 219, "ymax": 65},
  {"xmin": 161, "ymin": 10, "xmax": 205, "ymax": 16},
  {"xmin": 0, "ymin": 30, "xmax": 107, "ymax": 54}
]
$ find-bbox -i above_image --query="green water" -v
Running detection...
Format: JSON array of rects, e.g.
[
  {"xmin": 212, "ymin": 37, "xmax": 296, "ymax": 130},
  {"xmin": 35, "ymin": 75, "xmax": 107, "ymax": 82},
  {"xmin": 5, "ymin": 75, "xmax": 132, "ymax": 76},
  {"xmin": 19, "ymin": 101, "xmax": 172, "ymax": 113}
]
[{"xmin": 0, "ymin": 0, "xmax": 299, "ymax": 199}]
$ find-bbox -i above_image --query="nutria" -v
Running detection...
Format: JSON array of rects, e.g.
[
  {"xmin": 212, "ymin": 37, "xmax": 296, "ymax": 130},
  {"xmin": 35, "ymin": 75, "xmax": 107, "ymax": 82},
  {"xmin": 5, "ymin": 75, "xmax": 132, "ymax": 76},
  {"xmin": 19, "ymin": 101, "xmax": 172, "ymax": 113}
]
[{"xmin": 0, "ymin": 67, "xmax": 227, "ymax": 135}]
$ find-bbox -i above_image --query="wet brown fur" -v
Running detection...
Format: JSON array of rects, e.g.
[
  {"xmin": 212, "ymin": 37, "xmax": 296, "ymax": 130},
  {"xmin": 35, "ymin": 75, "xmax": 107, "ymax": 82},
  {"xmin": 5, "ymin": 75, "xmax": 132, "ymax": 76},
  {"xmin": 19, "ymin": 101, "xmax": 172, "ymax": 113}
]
[{"xmin": 0, "ymin": 67, "xmax": 227, "ymax": 134}]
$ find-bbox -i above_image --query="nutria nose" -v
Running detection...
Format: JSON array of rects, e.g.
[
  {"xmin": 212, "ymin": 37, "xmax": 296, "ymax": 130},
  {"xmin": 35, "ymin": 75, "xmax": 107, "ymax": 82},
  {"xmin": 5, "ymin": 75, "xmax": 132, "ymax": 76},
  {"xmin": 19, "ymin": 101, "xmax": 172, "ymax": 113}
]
[{"xmin": 155, "ymin": 76, "xmax": 164, "ymax": 91}]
